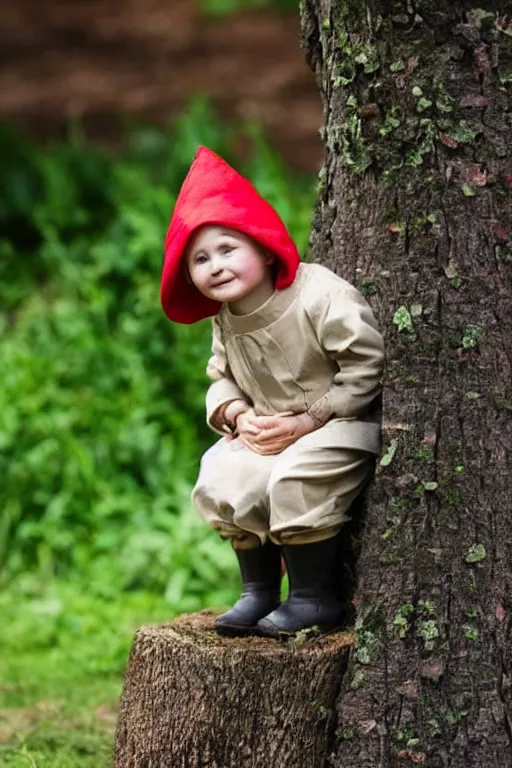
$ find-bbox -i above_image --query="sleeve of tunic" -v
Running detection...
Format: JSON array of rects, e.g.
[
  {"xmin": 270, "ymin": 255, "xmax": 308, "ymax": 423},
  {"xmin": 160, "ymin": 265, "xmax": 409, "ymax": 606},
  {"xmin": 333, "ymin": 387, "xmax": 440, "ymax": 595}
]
[
  {"xmin": 304, "ymin": 281, "xmax": 385, "ymax": 424},
  {"xmin": 205, "ymin": 317, "xmax": 251, "ymax": 434}
]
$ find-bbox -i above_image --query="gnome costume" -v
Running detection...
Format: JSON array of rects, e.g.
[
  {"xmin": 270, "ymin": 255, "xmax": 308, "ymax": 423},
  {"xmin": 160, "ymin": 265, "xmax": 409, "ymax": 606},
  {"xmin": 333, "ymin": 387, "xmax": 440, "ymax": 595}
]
[{"xmin": 161, "ymin": 147, "xmax": 385, "ymax": 637}]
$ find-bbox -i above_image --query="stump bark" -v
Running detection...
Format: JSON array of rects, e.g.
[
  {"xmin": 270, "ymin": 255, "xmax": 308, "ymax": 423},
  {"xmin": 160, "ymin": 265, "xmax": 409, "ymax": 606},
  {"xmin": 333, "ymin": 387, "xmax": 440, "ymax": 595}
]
[{"xmin": 114, "ymin": 610, "xmax": 353, "ymax": 767}]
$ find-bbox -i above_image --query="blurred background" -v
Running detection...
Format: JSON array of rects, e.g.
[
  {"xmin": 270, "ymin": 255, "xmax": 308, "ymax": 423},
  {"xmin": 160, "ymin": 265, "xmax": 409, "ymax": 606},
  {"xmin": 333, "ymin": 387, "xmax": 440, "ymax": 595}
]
[
  {"xmin": 0, "ymin": 2, "xmax": 322, "ymax": 765},
  {"xmin": 0, "ymin": 0, "xmax": 322, "ymax": 172}
]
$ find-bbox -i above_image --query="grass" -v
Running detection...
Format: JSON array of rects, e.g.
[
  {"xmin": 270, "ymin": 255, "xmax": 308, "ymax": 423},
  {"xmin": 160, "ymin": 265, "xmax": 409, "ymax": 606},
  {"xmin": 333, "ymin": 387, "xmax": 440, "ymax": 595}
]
[{"xmin": 0, "ymin": 580, "xmax": 195, "ymax": 766}]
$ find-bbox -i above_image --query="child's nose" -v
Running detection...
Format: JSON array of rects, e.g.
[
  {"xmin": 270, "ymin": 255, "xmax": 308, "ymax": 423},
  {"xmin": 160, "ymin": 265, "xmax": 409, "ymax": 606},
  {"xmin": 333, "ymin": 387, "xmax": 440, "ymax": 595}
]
[{"xmin": 210, "ymin": 256, "xmax": 225, "ymax": 275}]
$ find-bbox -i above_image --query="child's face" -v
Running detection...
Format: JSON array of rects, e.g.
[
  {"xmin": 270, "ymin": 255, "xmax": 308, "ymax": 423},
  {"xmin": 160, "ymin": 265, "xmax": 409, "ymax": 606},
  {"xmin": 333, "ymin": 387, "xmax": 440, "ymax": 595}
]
[{"xmin": 186, "ymin": 226, "xmax": 274, "ymax": 311}]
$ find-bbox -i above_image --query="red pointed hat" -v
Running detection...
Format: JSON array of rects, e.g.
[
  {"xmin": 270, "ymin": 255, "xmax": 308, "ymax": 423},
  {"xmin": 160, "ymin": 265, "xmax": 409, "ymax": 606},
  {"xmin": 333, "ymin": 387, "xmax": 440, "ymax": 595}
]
[{"xmin": 161, "ymin": 146, "xmax": 301, "ymax": 323}]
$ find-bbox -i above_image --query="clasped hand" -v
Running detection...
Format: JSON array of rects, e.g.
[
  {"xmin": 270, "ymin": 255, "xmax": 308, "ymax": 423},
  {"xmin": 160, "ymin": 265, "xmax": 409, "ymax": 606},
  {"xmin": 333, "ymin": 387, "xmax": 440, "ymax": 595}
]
[{"xmin": 235, "ymin": 409, "xmax": 319, "ymax": 455}]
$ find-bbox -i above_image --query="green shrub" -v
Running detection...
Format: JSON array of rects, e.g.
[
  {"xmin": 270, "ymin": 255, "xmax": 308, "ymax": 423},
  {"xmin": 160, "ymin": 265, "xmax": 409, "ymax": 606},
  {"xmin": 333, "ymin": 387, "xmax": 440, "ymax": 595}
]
[
  {"xmin": 0, "ymin": 97, "xmax": 315, "ymax": 597},
  {"xmin": 198, "ymin": 0, "xmax": 298, "ymax": 17}
]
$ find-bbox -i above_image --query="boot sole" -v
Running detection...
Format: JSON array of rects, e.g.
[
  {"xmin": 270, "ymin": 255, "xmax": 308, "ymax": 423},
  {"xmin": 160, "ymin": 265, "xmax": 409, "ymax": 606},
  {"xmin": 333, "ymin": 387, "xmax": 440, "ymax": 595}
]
[{"xmin": 214, "ymin": 622, "xmax": 261, "ymax": 638}]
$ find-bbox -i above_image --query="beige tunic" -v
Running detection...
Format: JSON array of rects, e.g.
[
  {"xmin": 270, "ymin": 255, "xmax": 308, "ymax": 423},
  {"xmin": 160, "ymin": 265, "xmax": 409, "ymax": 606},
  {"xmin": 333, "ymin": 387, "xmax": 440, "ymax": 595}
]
[{"xmin": 192, "ymin": 262, "xmax": 385, "ymax": 546}]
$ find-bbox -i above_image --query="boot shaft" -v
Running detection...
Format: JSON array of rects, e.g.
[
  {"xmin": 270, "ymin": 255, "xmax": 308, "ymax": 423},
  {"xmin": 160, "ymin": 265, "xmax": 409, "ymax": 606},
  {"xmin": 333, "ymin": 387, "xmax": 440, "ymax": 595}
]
[
  {"xmin": 282, "ymin": 534, "xmax": 341, "ymax": 595},
  {"xmin": 235, "ymin": 540, "xmax": 282, "ymax": 589}
]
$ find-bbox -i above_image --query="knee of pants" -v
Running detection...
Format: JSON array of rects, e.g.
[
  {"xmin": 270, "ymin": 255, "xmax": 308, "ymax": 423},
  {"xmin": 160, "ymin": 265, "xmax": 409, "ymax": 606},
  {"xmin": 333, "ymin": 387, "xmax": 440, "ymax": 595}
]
[{"xmin": 266, "ymin": 466, "xmax": 292, "ymax": 507}]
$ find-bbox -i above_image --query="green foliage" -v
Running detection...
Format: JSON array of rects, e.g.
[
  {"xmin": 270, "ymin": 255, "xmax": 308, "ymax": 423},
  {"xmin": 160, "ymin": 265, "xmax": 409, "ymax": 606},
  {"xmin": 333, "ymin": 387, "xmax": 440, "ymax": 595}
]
[
  {"xmin": 198, "ymin": 0, "xmax": 298, "ymax": 16},
  {"xmin": 0, "ymin": 98, "xmax": 315, "ymax": 595},
  {"xmin": 0, "ymin": 579, "xmax": 171, "ymax": 766},
  {"xmin": 0, "ymin": 100, "xmax": 315, "ymax": 766}
]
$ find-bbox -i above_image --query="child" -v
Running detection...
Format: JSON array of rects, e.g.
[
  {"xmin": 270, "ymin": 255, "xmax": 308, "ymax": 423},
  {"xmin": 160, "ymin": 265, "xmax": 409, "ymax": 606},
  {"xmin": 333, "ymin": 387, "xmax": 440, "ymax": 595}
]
[{"xmin": 161, "ymin": 147, "xmax": 385, "ymax": 638}]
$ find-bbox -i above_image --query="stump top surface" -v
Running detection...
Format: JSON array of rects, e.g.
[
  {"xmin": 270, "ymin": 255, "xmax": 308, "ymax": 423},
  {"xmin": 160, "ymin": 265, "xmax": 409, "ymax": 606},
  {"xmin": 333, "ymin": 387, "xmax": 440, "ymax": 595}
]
[{"xmin": 136, "ymin": 610, "xmax": 354, "ymax": 658}]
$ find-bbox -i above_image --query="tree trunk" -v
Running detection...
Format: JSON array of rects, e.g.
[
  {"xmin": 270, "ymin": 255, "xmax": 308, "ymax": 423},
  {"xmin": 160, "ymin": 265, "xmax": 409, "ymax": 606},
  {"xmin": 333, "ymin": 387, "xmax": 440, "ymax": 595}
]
[
  {"xmin": 300, "ymin": 0, "xmax": 512, "ymax": 765},
  {"xmin": 114, "ymin": 611, "xmax": 352, "ymax": 767}
]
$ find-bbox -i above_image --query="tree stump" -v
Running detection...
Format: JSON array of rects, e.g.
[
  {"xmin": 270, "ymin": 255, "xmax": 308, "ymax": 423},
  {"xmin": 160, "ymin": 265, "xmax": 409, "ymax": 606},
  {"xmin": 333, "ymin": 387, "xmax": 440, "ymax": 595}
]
[{"xmin": 114, "ymin": 610, "xmax": 353, "ymax": 767}]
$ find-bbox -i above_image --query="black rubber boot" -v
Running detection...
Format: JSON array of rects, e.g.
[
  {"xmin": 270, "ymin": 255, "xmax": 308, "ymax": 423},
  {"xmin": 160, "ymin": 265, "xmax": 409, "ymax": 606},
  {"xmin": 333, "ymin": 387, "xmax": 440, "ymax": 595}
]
[
  {"xmin": 256, "ymin": 534, "xmax": 345, "ymax": 638},
  {"xmin": 214, "ymin": 541, "xmax": 282, "ymax": 637}
]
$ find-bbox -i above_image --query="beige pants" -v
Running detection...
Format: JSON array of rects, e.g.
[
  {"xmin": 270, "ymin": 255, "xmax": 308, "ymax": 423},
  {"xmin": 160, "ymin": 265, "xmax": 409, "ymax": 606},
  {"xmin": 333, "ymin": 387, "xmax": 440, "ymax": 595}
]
[{"xmin": 192, "ymin": 419, "xmax": 375, "ymax": 548}]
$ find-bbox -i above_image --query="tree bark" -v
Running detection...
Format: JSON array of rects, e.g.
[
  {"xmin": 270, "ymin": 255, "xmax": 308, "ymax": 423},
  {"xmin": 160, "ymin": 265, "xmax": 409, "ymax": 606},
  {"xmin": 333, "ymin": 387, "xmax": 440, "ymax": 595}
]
[
  {"xmin": 114, "ymin": 611, "xmax": 352, "ymax": 767},
  {"xmin": 300, "ymin": 0, "xmax": 512, "ymax": 766}
]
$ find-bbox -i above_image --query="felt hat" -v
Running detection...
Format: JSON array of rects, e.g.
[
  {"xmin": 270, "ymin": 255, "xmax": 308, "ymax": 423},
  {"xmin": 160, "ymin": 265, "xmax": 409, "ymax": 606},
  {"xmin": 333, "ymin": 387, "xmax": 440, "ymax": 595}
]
[{"xmin": 161, "ymin": 146, "xmax": 301, "ymax": 324}]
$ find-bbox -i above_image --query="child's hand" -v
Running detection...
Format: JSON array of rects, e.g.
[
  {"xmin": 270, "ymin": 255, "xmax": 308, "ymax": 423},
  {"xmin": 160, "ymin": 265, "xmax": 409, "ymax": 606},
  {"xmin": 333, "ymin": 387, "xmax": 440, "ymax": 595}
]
[
  {"xmin": 222, "ymin": 400, "xmax": 250, "ymax": 435},
  {"xmin": 236, "ymin": 408, "xmax": 261, "ymax": 437},
  {"xmin": 240, "ymin": 412, "xmax": 319, "ymax": 455}
]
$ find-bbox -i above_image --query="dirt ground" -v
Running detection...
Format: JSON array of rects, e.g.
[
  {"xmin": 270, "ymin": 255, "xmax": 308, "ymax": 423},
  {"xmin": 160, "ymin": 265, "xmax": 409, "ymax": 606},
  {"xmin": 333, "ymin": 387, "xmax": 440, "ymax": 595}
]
[{"xmin": 0, "ymin": 0, "xmax": 323, "ymax": 173}]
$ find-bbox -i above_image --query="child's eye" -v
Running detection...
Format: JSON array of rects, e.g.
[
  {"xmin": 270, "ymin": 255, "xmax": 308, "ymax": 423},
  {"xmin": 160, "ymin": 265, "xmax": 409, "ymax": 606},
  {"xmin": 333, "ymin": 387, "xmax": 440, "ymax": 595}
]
[
  {"xmin": 221, "ymin": 245, "xmax": 234, "ymax": 254},
  {"xmin": 195, "ymin": 254, "xmax": 208, "ymax": 264}
]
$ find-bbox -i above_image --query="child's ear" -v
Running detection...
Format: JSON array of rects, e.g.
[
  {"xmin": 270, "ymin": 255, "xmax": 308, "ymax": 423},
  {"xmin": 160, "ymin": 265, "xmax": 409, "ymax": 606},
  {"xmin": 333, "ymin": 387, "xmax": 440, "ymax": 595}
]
[{"xmin": 264, "ymin": 249, "xmax": 276, "ymax": 266}]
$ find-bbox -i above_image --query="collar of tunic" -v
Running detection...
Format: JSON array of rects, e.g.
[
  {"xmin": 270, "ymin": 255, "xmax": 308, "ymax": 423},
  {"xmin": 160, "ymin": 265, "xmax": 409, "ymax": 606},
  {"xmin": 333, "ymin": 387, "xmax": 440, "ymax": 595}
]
[{"xmin": 219, "ymin": 264, "xmax": 305, "ymax": 333}]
